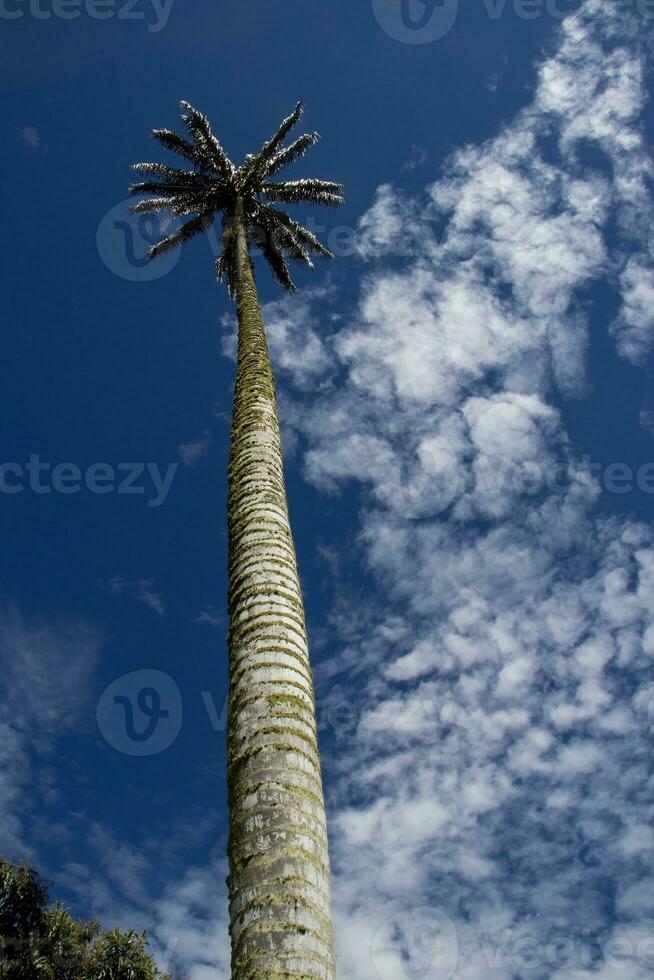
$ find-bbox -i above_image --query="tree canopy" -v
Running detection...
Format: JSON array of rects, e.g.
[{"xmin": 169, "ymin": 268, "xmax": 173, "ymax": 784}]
[
  {"xmin": 0, "ymin": 856, "xmax": 172, "ymax": 980},
  {"xmin": 130, "ymin": 99, "xmax": 343, "ymax": 294}
]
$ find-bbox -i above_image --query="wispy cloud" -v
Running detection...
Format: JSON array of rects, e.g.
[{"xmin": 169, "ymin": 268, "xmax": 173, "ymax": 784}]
[
  {"xmin": 107, "ymin": 576, "xmax": 166, "ymax": 616},
  {"xmin": 178, "ymin": 434, "xmax": 212, "ymax": 468},
  {"xmin": 401, "ymin": 143, "xmax": 428, "ymax": 173},
  {"xmin": 0, "ymin": 606, "xmax": 101, "ymax": 855},
  {"xmin": 221, "ymin": 285, "xmax": 337, "ymax": 392},
  {"xmin": 261, "ymin": 3, "xmax": 654, "ymax": 977},
  {"xmin": 0, "ymin": 605, "xmax": 101, "ymax": 734},
  {"xmin": 60, "ymin": 822, "xmax": 231, "ymax": 980},
  {"xmin": 194, "ymin": 606, "xmax": 225, "ymax": 630},
  {"xmin": 19, "ymin": 126, "xmax": 41, "ymax": 150}
]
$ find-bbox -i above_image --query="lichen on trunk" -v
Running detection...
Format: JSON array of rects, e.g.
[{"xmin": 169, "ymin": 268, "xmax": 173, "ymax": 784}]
[{"xmin": 226, "ymin": 198, "xmax": 336, "ymax": 979}]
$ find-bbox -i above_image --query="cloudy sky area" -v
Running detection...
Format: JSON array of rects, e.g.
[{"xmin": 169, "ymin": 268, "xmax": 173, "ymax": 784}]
[
  {"xmin": 2, "ymin": 0, "xmax": 654, "ymax": 977},
  {"xmin": 279, "ymin": 6, "xmax": 654, "ymax": 975}
]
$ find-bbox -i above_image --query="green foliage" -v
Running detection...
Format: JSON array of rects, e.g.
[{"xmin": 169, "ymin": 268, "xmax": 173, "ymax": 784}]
[
  {"xmin": 84, "ymin": 929, "xmax": 165, "ymax": 980},
  {"xmin": 0, "ymin": 857, "xmax": 173, "ymax": 980},
  {"xmin": 130, "ymin": 99, "xmax": 344, "ymax": 295}
]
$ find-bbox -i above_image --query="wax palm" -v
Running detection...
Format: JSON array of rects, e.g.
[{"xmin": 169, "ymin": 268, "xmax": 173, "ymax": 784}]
[
  {"xmin": 131, "ymin": 102, "xmax": 342, "ymax": 980},
  {"xmin": 130, "ymin": 100, "xmax": 342, "ymax": 293}
]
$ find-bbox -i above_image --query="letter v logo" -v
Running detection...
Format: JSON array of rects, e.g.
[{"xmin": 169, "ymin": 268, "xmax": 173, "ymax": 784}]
[
  {"xmin": 373, "ymin": 0, "xmax": 459, "ymax": 43},
  {"xmin": 401, "ymin": 0, "xmax": 441, "ymax": 30}
]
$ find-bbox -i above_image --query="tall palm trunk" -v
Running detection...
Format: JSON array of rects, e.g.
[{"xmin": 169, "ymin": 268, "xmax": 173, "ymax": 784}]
[{"xmin": 226, "ymin": 198, "xmax": 336, "ymax": 979}]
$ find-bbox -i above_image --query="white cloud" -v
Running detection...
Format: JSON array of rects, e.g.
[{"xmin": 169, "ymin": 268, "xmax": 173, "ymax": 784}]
[
  {"xmin": 60, "ymin": 821, "xmax": 231, "ymax": 979},
  {"xmin": 611, "ymin": 256, "xmax": 654, "ymax": 363},
  {"xmin": 268, "ymin": 4, "xmax": 654, "ymax": 977},
  {"xmin": 194, "ymin": 606, "xmax": 225, "ymax": 629},
  {"xmin": 0, "ymin": 606, "xmax": 101, "ymax": 735},
  {"xmin": 221, "ymin": 285, "xmax": 336, "ymax": 392},
  {"xmin": 107, "ymin": 576, "xmax": 166, "ymax": 616},
  {"xmin": 151, "ymin": 860, "xmax": 230, "ymax": 979},
  {"xmin": 178, "ymin": 434, "xmax": 212, "ymax": 467},
  {"xmin": 0, "ymin": 606, "xmax": 101, "ymax": 855}
]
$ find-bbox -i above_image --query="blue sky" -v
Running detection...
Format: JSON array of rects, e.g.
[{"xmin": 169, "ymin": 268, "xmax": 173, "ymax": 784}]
[{"xmin": 2, "ymin": 0, "xmax": 654, "ymax": 977}]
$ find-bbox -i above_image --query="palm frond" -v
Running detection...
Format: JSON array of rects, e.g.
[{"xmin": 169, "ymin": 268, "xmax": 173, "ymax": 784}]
[
  {"xmin": 131, "ymin": 196, "xmax": 212, "ymax": 217},
  {"xmin": 264, "ymin": 132, "xmax": 319, "ymax": 179},
  {"xmin": 258, "ymin": 238, "xmax": 295, "ymax": 291},
  {"xmin": 262, "ymin": 206, "xmax": 333, "ymax": 258},
  {"xmin": 129, "ymin": 197, "xmax": 181, "ymax": 215},
  {"xmin": 129, "ymin": 181, "xmax": 198, "ymax": 198},
  {"xmin": 131, "ymin": 162, "xmax": 208, "ymax": 186},
  {"xmin": 179, "ymin": 101, "xmax": 235, "ymax": 181},
  {"xmin": 131, "ymin": 100, "xmax": 340, "ymax": 292},
  {"xmin": 274, "ymin": 230, "xmax": 313, "ymax": 266},
  {"xmin": 216, "ymin": 238, "xmax": 237, "ymax": 298},
  {"xmin": 254, "ymin": 217, "xmax": 313, "ymax": 267},
  {"xmin": 151, "ymin": 128, "xmax": 201, "ymax": 166},
  {"xmin": 261, "ymin": 179, "xmax": 344, "ymax": 207},
  {"xmin": 239, "ymin": 101, "xmax": 304, "ymax": 190},
  {"xmin": 250, "ymin": 208, "xmax": 313, "ymax": 266},
  {"xmin": 149, "ymin": 213, "xmax": 212, "ymax": 259}
]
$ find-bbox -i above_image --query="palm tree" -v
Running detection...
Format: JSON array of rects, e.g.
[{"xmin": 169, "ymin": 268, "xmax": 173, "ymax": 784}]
[{"xmin": 130, "ymin": 101, "xmax": 342, "ymax": 979}]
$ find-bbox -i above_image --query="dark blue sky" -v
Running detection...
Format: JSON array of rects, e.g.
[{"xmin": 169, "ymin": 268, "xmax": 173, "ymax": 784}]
[{"xmin": 3, "ymin": 1, "xmax": 654, "ymax": 977}]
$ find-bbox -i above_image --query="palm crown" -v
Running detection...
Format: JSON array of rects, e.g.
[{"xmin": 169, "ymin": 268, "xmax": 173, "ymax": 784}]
[{"xmin": 129, "ymin": 100, "xmax": 343, "ymax": 295}]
